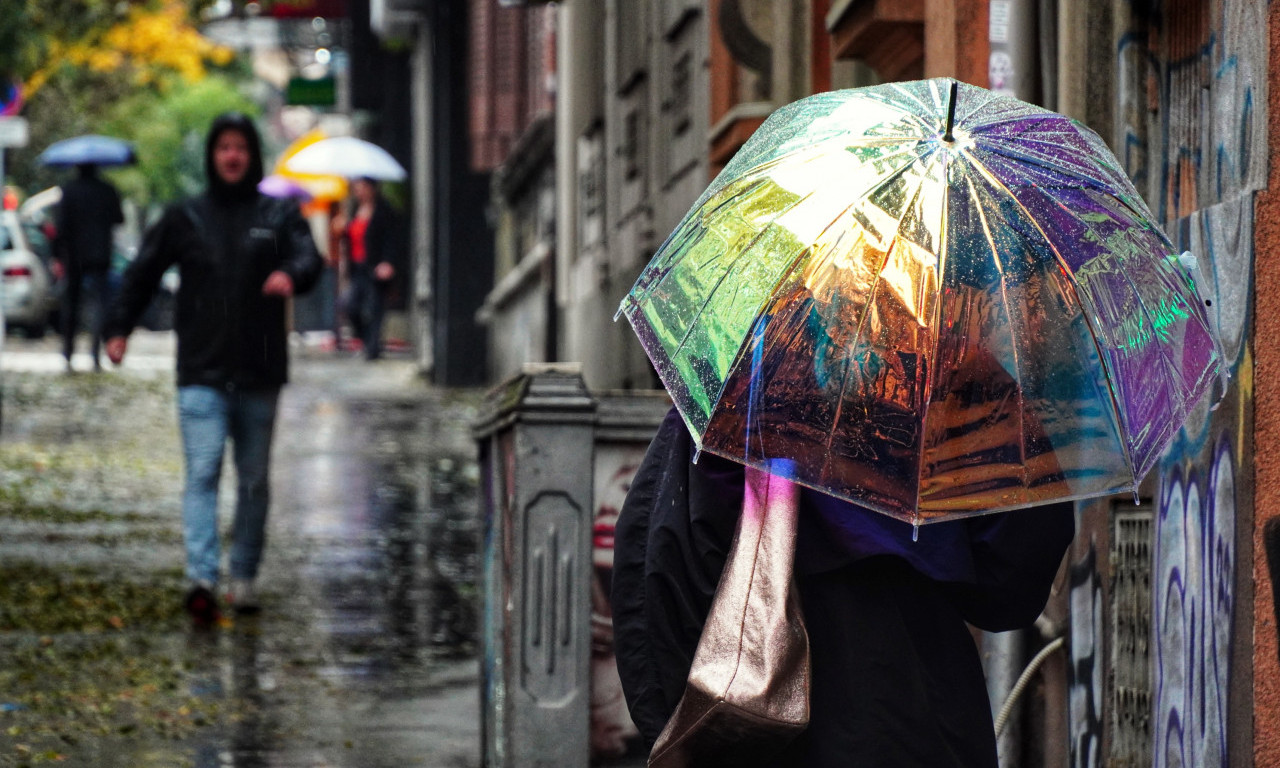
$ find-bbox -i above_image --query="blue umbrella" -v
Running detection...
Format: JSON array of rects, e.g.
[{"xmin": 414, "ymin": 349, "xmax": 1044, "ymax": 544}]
[{"xmin": 38, "ymin": 134, "xmax": 137, "ymax": 167}]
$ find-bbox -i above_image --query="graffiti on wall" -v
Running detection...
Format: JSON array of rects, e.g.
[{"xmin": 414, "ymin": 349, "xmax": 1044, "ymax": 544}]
[
  {"xmin": 1116, "ymin": 0, "xmax": 1267, "ymax": 221},
  {"xmin": 1153, "ymin": 440, "xmax": 1236, "ymax": 768},
  {"xmin": 1067, "ymin": 2, "xmax": 1262, "ymax": 766},
  {"xmin": 1068, "ymin": 543, "xmax": 1104, "ymax": 768},
  {"xmin": 1148, "ymin": 12, "xmax": 1259, "ymax": 756},
  {"xmin": 1147, "ymin": 165, "xmax": 1252, "ymax": 768},
  {"xmin": 590, "ymin": 444, "xmax": 647, "ymax": 760}
]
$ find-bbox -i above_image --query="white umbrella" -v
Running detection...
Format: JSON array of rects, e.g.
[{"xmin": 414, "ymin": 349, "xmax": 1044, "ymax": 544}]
[{"xmin": 282, "ymin": 136, "xmax": 406, "ymax": 181}]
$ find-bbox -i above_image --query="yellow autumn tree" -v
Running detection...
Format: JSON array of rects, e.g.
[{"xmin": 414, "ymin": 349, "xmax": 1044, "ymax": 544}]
[
  {"xmin": 9, "ymin": 0, "xmax": 249, "ymax": 204},
  {"xmin": 24, "ymin": 0, "xmax": 234, "ymax": 97}
]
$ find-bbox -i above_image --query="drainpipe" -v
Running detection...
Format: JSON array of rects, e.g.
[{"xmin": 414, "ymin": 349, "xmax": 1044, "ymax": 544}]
[
  {"xmin": 554, "ymin": 1, "xmax": 576, "ymax": 370},
  {"xmin": 985, "ymin": 629, "xmax": 1026, "ymax": 768},
  {"xmin": 988, "ymin": 0, "xmax": 1039, "ymax": 101},
  {"xmin": 411, "ymin": 16, "xmax": 435, "ymax": 378},
  {"xmin": 983, "ymin": 6, "xmax": 1041, "ymax": 766}
]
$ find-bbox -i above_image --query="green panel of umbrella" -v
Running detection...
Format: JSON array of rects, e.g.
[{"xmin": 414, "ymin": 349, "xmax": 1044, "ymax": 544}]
[{"xmin": 618, "ymin": 78, "xmax": 1225, "ymax": 526}]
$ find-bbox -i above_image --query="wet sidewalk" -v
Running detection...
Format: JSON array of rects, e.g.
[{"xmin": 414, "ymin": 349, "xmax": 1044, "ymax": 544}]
[{"xmin": 0, "ymin": 332, "xmax": 485, "ymax": 767}]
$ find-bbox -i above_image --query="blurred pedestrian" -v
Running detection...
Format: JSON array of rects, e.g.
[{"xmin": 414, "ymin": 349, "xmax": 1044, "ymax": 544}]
[
  {"xmin": 105, "ymin": 112, "xmax": 324, "ymax": 627},
  {"xmin": 611, "ymin": 406, "xmax": 1075, "ymax": 767},
  {"xmin": 55, "ymin": 163, "xmax": 123, "ymax": 372},
  {"xmin": 334, "ymin": 177, "xmax": 399, "ymax": 360}
]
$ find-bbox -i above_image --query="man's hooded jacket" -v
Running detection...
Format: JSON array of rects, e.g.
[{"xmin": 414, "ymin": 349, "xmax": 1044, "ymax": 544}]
[{"xmin": 107, "ymin": 113, "xmax": 323, "ymax": 390}]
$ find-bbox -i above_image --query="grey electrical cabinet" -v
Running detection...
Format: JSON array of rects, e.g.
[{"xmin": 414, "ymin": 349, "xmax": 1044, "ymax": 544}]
[{"xmin": 473, "ymin": 364, "xmax": 597, "ymax": 768}]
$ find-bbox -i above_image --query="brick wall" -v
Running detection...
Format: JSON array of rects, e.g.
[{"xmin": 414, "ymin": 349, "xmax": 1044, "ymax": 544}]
[{"xmin": 468, "ymin": 0, "xmax": 556, "ymax": 172}]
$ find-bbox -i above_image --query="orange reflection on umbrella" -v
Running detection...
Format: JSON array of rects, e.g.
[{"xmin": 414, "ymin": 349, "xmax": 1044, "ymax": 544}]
[{"xmin": 272, "ymin": 128, "xmax": 347, "ymax": 215}]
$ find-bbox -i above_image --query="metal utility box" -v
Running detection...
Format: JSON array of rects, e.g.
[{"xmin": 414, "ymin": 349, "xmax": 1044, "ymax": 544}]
[
  {"xmin": 473, "ymin": 364, "xmax": 672, "ymax": 767},
  {"xmin": 473, "ymin": 364, "xmax": 597, "ymax": 768}
]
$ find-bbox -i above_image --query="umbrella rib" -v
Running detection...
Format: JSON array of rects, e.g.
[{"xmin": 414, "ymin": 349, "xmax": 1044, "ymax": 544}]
[
  {"xmin": 746, "ymin": 291, "xmax": 818, "ymax": 459},
  {"xmin": 907, "ymin": 149, "xmax": 954, "ymax": 522},
  {"xmin": 666, "ymin": 184, "xmax": 816, "ymax": 360},
  {"xmin": 962, "ymin": 173, "xmax": 1031, "ymax": 494},
  {"xmin": 967, "ymin": 112, "xmax": 1066, "ymax": 134},
  {"xmin": 701, "ymin": 149, "xmax": 936, "ymax": 466},
  {"xmin": 952, "ymin": 86, "xmax": 1005, "ymax": 130},
  {"xmin": 962, "ymin": 150, "xmax": 1140, "ymax": 480},
  {"xmin": 674, "ymin": 147, "xmax": 928, "ymax": 384},
  {"xmin": 705, "ymin": 237, "xmax": 818, "ymax": 460},
  {"xmin": 814, "ymin": 149, "xmax": 943, "ymax": 497},
  {"xmin": 972, "ymin": 140, "xmax": 1123, "ymax": 192},
  {"xmin": 1041, "ymin": 200, "xmax": 1205, "ymax": 478},
  {"xmin": 1096, "ymin": 241, "xmax": 1206, "ymax": 478}
]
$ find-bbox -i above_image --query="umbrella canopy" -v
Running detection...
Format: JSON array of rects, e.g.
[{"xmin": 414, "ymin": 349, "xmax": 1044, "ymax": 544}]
[
  {"xmin": 618, "ymin": 78, "xmax": 1224, "ymax": 526},
  {"xmin": 39, "ymin": 134, "xmax": 136, "ymax": 167},
  {"xmin": 271, "ymin": 129, "xmax": 347, "ymax": 215},
  {"xmin": 282, "ymin": 136, "xmax": 406, "ymax": 181},
  {"xmin": 258, "ymin": 173, "xmax": 314, "ymax": 200}
]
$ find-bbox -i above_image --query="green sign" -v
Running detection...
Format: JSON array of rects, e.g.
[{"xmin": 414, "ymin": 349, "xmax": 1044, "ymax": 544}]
[{"xmin": 286, "ymin": 77, "xmax": 336, "ymax": 106}]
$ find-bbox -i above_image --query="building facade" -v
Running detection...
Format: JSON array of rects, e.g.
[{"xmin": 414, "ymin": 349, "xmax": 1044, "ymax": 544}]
[
  {"xmin": 463, "ymin": 0, "xmax": 1276, "ymax": 765},
  {"xmin": 468, "ymin": 1, "xmax": 558, "ymax": 382},
  {"xmin": 364, "ymin": 0, "xmax": 493, "ymax": 386}
]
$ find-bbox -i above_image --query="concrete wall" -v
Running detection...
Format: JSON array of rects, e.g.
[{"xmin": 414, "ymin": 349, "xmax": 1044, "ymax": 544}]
[{"xmin": 554, "ymin": 0, "xmax": 709, "ymax": 391}]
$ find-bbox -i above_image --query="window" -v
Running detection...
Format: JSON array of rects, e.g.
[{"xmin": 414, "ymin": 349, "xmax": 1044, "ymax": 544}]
[{"xmin": 1110, "ymin": 505, "xmax": 1153, "ymax": 768}]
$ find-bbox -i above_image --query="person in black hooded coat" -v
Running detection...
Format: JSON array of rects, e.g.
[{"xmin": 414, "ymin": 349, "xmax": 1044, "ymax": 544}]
[
  {"xmin": 106, "ymin": 112, "xmax": 324, "ymax": 625},
  {"xmin": 611, "ymin": 406, "xmax": 1076, "ymax": 767},
  {"xmin": 55, "ymin": 162, "xmax": 124, "ymax": 371}
]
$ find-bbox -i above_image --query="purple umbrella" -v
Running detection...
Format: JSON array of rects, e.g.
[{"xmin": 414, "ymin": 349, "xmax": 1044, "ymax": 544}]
[{"xmin": 258, "ymin": 174, "xmax": 314, "ymax": 200}]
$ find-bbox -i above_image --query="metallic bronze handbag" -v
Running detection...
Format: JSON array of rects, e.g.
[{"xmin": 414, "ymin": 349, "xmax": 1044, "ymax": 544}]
[{"xmin": 648, "ymin": 465, "xmax": 810, "ymax": 768}]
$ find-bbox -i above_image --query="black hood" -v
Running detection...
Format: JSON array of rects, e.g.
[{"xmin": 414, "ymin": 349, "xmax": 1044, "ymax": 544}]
[{"xmin": 204, "ymin": 112, "xmax": 264, "ymax": 201}]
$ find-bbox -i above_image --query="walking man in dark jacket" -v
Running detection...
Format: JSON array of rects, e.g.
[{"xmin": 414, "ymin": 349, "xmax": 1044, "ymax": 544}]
[
  {"xmin": 56, "ymin": 163, "xmax": 123, "ymax": 371},
  {"xmin": 105, "ymin": 112, "xmax": 324, "ymax": 626}
]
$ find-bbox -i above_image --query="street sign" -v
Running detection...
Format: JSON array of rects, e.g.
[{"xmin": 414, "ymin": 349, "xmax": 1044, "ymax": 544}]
[
  {"xmin": 286, "ymin": 77, "xmax": 336, "ymax": 107},
  {"xmin": 0, "ymin": 116, "xmax": 29, "ymax": 148}
]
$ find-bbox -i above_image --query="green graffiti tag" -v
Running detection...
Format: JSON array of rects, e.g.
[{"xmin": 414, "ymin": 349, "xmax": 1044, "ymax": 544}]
[{"xmin": 1113, "ymin": 293, "xmax": 1192, "ymax": 356}]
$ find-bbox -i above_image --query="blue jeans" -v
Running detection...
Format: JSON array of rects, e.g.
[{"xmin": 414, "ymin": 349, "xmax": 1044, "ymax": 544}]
[{"xmin": 177, "ymin": 386, "xmax": 281, "ymax": 586}]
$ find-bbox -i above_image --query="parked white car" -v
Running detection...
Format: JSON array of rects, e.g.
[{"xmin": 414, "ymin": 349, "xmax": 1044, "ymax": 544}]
[{"xmin": 1, "ymin": 209, "xmax": 56, "ymax": 337}]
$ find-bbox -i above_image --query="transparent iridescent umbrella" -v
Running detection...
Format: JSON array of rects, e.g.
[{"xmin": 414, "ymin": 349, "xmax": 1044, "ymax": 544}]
[{"xmin": 618, "ymin": 78, "xmax": 1225, "ymax": 527}]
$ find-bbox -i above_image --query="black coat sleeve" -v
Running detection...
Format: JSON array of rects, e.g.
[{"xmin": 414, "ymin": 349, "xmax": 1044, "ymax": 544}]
[
  {"xmin": 105, "ymin": 205, "xmax": 181, "ymax": 338},
  {"xmin": 367, "ymin": 200, "xmax": 400, "ymax": 271},
  {"xmin": 944, "ymin": 502, "xmax": 1076, "ymax": 632},
  {"xmin": 277, "ymin": 202, "xmax": 324, "ymax": 295}
]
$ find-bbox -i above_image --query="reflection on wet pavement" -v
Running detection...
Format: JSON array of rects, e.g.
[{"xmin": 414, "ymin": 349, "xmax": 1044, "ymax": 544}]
[
  {"xmin": 0, "ymin": 340, "xmax": 484, "ymax": 768},
  {"xmin": 277, "ymin": 394, "xmax": 479, "ymax": 683}
]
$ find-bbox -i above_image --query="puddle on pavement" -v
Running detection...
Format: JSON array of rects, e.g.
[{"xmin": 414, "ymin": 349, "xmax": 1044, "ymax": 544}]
[
  {"xmin": 298, "ymin": 440, "xmax": 479, "ymax": 684},
  {"xmin": 1, "ymin": 369, "xmax": 483, "ymax": 767}
]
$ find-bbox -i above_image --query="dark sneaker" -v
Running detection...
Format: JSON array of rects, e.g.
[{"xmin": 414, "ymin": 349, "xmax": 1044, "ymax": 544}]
[{"xmin": 185, "ymin": 584, "xmax": 220, "ymax": 628}]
